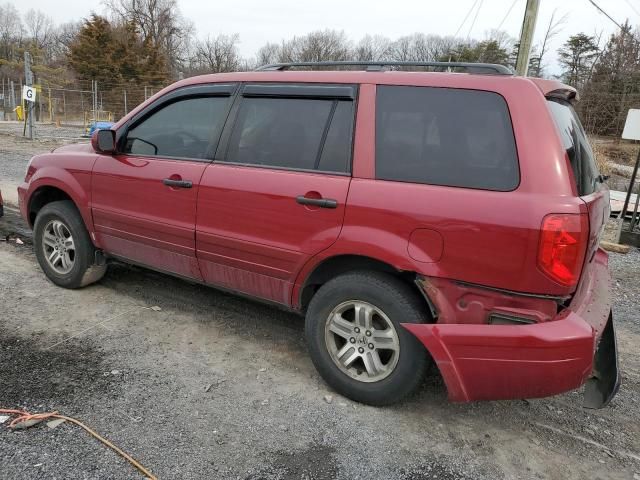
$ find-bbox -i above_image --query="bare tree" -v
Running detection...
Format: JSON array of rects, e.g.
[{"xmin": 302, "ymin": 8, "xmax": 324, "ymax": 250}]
[
  {"xmin": 253, "ymin": 30, "xmax": 351, "ymax": 65},
  {"xmin": 293, "ymin": 30, "xmax": 351, "ymax": 62},
  {"xmin": 389, "ymin": 35, "xmax": 413, "ymax": 61},
  {"xmin": 194, "ymin": 34, "xmax": 241, "ymax": 73},
  {"xmin": 104, "ymin": 0, "xmax": 194, "ymax": 74},
  {"xmin": 255, "ymin": 42, "xmax": 280, "ymax": 66},
  {"xmin": 484, "ymin": 29, "xmax": 516, "ymax": 52},
  {"xmin": 580, "ymin": 23, "xmax": 640, "ymax": 135},
  {"xmin": 49, "ymin": 21, "xmax": 81, "ymax": 62},
  {"xmin": 0, "ymin": 3, "xmax": 22, "ymax": 60},
  {"xmin": 24, "ymin": 9, "xmax": 54, "ymax": 52},
  {"xmin": 389, "ymin": 33, "xmax": 460, "ymax": 62},
  {"xmin": 424, "ymin": 35, "xmax": 459, "ymax": 60},
  {"xmin": 354, "ymin": 35, "xmax": 392, "ymax": 61},
  {"xmin": 529, "ymin": 10, "xmax": 567, "ymax": 77}
]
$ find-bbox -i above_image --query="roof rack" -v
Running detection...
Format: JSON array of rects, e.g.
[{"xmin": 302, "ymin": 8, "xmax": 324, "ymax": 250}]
[{"xmin": 255, "ymin": 61, "xmax": 513, "ymax": 75}]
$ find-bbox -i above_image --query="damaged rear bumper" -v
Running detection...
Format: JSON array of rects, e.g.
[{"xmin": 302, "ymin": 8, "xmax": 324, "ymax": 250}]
[
  {"xmin": 403, "ymin": 249, "xmax": 620, "ymax": 408},
  {"xmin": 584, "ymin": 315, "xmax": 620, "ymax": 408}
]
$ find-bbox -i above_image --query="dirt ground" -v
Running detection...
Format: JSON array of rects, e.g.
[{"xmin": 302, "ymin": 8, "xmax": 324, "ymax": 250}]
[
  {"xmin": 591, "ymin": 137, "xmax": 639, "ymax": 194},
  {"xmin": 1, "ymin": 127, "xmax": 640, "ymax": 480}
]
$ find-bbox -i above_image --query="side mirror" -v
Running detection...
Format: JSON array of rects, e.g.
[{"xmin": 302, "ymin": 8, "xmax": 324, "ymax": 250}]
[{"xmin": 92, "ymin": 129, "xmax": 116, "ymax": 154}]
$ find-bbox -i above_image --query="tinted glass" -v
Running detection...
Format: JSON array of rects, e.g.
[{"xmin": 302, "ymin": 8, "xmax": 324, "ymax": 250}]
[
  {"xmin": 547, "ymin": 98, "xmax": 599, "ymax": 196},
  {"xmin": 317, "ymin": 102, "xmax": 354, "ymax": 173},
  {"xmin": 376, "ymin": 86, "xmax": 519, "ymax": 190},
  {"xmin": 124, "ymin": 96, "xmax": 231, "ymax": 159},
  {"xmin": 225, "ymin": 97, "xmax": 353, "ymax": 172}
]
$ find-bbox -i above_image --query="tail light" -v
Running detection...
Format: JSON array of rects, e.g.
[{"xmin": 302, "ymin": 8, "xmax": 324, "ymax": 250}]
[{"xmin": 537, "ymin": 213, "xmax": 589, "ymax": 287}]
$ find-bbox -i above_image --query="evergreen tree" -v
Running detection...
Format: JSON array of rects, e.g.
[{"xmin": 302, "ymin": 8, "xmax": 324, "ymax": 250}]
[
  {"xmin": 69, "ymin": 15, "xmax": 168, "ymax": 85},
  {"xmin": 68, "ymin": 15, "xmax": 115, "ymax": 85},
  {"xmin": 580, "ymin": 23, "xmax": 640, "ymax": 135},
  {"xmin": 557, "ymin": 33, "xmax": 599, "ymax": 88},
  {"xmin": 439, "ymin": 40, "xmax": 510, "ymax": 65}
]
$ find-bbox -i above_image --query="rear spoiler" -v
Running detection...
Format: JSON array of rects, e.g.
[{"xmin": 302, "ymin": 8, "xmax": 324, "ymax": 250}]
[{"xmin": 546, "ymin": 88, "xmax": 579, "ymax": 104}]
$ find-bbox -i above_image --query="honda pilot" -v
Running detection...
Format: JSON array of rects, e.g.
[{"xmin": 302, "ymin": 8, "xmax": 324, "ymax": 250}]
[{"xmin": 18, "ymin": 61, "xmax": 620, "ymax": 407}]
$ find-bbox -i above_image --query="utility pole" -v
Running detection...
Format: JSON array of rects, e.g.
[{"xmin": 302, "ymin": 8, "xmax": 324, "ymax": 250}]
[
  {"xmin": 515, "ymin": 0, "xmax": 540, "ymax": 76},
  {"xmin": 48, "ymin": 87, "xmax": 53, "ymax": 123},
  {"xmin": 24, "ymin": 51, "xmax": 34, "ymax": 139},
  {"xmin": 92, "ymin": 80, "xmax": 97, "ymax": 122},
  {"xmin": 9, "ymin": 80, "xmax": 16, "ymax": 118}
]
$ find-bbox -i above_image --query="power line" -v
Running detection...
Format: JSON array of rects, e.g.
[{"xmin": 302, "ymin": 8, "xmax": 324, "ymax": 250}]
[
  {"xmin": 586, "ymin": 0, "xmax": 625, "ymax": 30},
  {"xmin": 497, "ymin": 0, "xmax": 520, "ymax": 31},
  {"xmin": 454, "ymin": 0, "xmax": 480, "ymax": 38},
  {"xmin": 467, "ymin": 0, "xmax": 485, "ymax": 39},
  {"xmin": 623, "ymin": 0, "xmax": 640, "ymax": 17}
]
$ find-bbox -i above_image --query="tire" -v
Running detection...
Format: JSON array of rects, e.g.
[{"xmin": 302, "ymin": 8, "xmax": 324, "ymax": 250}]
[
  {"xmin": 305, "ymin": 271, "xmax": 429, "ymax": 406},
  {"xmin": 33, "ymin": 200, "xmax": 106, "ymax": 289}
]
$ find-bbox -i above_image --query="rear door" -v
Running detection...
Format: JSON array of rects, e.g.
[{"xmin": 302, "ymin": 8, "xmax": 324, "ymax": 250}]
[
  {"xmin": 92, "ymin": 84, "xmax": 236, "ymax": 279},
  {"xmin": 196, "ymin": 83, "xmax": 356, "ymax": 304},
  {"xmin": 547, "ymin": 98, "xmax": 609, "ymax": 265}
]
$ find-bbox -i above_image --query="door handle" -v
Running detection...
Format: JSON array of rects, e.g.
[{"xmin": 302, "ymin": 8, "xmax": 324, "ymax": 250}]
[
  {"xmin": 162, "ymin": 178, "xmax": 193, "ymax": 188},
  {"xmin": 296, "ymin": 195, "xmax": 338, "ymax": 209}
]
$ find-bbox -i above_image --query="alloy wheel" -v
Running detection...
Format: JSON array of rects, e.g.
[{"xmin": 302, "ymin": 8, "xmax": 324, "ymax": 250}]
[
  {"xmin": 324, "ymin": 300, "xmax": 400, "ymax": 383},
  {"xmin": 42, "ymin": 219, "xmax": 76, "ymax": 274}
]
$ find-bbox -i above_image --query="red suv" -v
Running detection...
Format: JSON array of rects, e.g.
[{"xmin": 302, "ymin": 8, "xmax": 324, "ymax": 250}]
[{"xmin": 18, "ymin": 61, "xmax": 620, "ymax": 407}]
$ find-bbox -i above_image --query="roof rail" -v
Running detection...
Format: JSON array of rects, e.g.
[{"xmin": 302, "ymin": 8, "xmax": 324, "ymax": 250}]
[{"xmin": 255, "ymin": 61, "xmax": 513, "ymax": 75}]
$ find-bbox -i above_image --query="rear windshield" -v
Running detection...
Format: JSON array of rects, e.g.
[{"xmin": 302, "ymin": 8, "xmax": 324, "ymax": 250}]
[
  {"xmin": 547, "ymin": 98, "xmax": 600, "ymax": 196},
  {"xmin": 375, "ymin": 85, "xmax": 520, "ymax": 191}
]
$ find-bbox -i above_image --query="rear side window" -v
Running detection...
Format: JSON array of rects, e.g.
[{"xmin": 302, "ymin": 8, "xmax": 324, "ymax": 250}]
[
  {"xmin": 225, "ymin": 97, "xmax": 354, "ymax": 173},
  {"xmin": 376, "ymin": 86, "xmax": 519, "ymax": 191},
  {"xmin": 124, "ymin": 96, "xmax": 231, "ymax": 159},
  {"xmin": 547, "ymin": 99, "xmax": 599, "ymax": 196}
]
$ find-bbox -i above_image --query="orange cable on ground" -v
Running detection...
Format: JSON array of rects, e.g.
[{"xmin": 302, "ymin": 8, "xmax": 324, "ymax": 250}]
[{"xmin": 0, "ymin": 408, "xmax": 157, "ymax": 480}]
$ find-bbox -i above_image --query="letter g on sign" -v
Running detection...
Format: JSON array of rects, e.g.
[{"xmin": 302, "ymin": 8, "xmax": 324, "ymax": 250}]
[{"xmin": 22, "ymin": 86, "xmax": 36, "ymax": 103}]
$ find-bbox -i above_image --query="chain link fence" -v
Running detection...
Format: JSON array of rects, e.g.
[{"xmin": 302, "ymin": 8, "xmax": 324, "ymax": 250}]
[
  {"xmin": 1, "ymin": 77, "xmax": 166, "ymax": 135},
  {"xmin": 2, "ymin": 75, "xmax": 640, "ymax": 142}
]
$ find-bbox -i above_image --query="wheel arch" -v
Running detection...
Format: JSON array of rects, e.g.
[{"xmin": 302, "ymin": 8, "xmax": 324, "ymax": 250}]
[
  {"xmin": 296, "ymin": 254, "xmax": 434, "ymax": 319},
  {"xmin": 28, "ymin": 185, "xmax": 74, "ymax": 226},
  {"xmin": 25, "ymin": 172, "xmax": 95, "ymax": 244}
]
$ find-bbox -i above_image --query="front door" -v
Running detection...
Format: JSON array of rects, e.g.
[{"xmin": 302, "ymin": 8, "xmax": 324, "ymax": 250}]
[
  {"xmin": 92, "ymin": 85, "xmax": 235, "ymax": 279},
  {"xmin": 196, "ymin": 83, "xmax": 357, "ymax": 304}
]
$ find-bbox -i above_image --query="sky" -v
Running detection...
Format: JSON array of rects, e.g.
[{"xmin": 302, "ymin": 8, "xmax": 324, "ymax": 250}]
[{"xmin": 18, "ymin": 0, "xmax": 640, "ymax": 75}]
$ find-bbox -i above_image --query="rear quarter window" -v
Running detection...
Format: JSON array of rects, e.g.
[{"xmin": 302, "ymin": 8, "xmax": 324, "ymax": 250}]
[
  {"xmin": 546, "ymin": 98, "xmax": 600, "ymax": 196},
  {"xmin": 375, "ymin": 85, "xmax": 519, "ymax": 191}
]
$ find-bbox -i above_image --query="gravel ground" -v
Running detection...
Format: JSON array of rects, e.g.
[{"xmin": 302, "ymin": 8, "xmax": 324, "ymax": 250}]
[
  {"xmin": 1, "ymin": 132, "xmax": 639, "ymax": 480},
  {"xmin": 0, "ymin": 123, "xmax": 86, "ymax": 204},
  {"xmin": 0, "ymin": 121, "xmax": 86, "ymax": 141}
]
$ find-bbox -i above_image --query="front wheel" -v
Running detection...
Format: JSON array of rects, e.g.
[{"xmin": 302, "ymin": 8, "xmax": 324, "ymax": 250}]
[
  {"xmin": 305, "ymin": 271, "xmax": 429, "ymax": 406},
  {"xmin": 33, "ymin": 200, "xmax": 106, "ymax": 289}
]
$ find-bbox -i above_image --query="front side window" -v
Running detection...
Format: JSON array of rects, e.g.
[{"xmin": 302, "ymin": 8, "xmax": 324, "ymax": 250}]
[
  {"xmin": 376, "ymin": 85, "xmax": 519, "ymax": 191},
  {"xmin": 225, "ymin": 96, "xmax": 353, "ymax": 173},
  {"xmin": 124, "ymin": 96, "xmax": 231, "ymax": 159}
]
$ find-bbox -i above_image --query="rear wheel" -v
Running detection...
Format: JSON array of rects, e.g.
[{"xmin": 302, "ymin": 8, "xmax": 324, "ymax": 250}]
[
  {"xmin": 34, "ymin": 201, "xmax": 106, "ymax": 288},
  {"xmin": 305, "ymin": 271, "xmax": 429, "ymax": 405}
]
